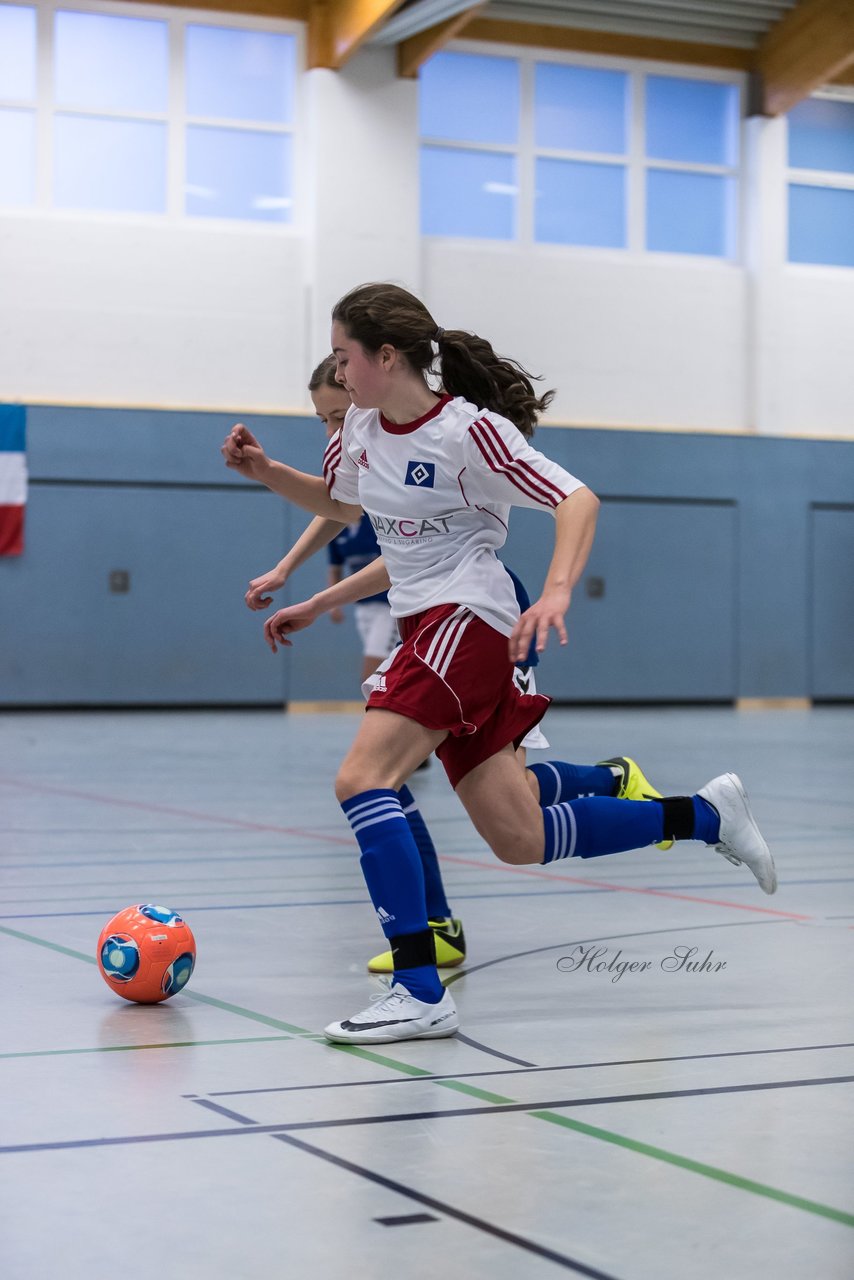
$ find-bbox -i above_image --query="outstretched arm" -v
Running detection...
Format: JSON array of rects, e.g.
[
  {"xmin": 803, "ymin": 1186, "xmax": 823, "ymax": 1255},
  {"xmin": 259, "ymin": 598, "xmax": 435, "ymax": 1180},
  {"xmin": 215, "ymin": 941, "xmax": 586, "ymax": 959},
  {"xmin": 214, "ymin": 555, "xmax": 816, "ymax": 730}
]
[
  {"xmin": 222, "ymin": 424, "xmax": 361, "ymax": 523},
  {"xmin": 509, "ymin": 487, "xmax": 600, "ymax": 662},
  {"xmin": 246, "ymin": 515, "xmax": 347, "ymax": 610},
  {"xmin": 264, "ymin": 558, "xmax": 392, "ymax": 653}
]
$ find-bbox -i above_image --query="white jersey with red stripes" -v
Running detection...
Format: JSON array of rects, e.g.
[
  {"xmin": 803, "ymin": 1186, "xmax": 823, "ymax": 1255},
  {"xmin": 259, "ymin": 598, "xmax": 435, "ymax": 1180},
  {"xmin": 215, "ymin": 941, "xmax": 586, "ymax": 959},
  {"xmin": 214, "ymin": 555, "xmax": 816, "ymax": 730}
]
[{"xmin": 323, "ymin": 393, "xmax": 584, "ymax": 636}]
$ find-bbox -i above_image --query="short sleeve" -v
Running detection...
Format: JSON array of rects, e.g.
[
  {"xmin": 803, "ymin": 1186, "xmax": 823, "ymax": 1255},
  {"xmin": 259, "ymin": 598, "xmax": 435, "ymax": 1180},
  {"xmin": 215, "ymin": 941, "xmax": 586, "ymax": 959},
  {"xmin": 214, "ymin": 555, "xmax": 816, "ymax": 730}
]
[
  {"xmin": 463, "ymin": 414, "xmax": 584, "ymax": 511},
  {"xmin": 322, "ymin": 421, "xmax": 360, "ymax": 505}
]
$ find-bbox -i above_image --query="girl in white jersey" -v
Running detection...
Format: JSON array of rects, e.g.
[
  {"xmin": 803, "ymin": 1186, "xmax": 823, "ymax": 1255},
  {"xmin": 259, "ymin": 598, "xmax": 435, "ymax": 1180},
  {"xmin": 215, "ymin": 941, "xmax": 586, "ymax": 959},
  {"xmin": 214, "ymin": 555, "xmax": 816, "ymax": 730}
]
[
  {"xmin": 222, "ymin": 283, "xmax": 777, "ymax": 1045},
  {"xmin": 239, "ymin": 355, "xmax": 674, "ymax": 978}
]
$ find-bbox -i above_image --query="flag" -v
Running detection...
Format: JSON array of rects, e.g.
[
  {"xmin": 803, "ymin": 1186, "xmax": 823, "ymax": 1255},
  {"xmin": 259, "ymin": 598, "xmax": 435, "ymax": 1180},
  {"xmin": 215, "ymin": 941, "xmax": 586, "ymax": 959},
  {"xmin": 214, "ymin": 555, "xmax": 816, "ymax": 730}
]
[{"xmin": 0, "ymin": 405, "xmax": 27, "ymax": 557}]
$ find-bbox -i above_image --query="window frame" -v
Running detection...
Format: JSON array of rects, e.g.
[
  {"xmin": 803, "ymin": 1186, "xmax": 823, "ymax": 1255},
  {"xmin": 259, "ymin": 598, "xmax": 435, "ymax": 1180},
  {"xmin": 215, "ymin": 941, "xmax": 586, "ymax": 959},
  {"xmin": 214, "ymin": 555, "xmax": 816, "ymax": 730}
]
[
  {"xmin": 0, "ymin": 0, "xmax": 304, "ymax": 229},
  {"xmin": 420, "ymin": 40, "xmax": 745, "ymax": 264}
]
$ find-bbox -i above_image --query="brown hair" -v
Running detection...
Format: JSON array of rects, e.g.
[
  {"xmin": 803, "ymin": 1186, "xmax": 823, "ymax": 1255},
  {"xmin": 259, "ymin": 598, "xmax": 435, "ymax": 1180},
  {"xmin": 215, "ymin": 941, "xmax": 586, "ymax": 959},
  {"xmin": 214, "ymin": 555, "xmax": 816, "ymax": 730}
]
[
  {"xmin": 307, "ymin": 353, "xmax": 339, "ymax": 392},
  {"xmin": 331, "ymin": 283, "xmax": 553, "ymax": 438}
]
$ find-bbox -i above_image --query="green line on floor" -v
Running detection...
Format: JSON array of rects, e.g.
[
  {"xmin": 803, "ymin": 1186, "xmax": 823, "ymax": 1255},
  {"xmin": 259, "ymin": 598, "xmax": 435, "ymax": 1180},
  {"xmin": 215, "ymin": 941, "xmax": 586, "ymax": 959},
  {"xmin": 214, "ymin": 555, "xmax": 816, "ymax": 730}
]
[
  {"xmin": 327, "ymin": 1043, "xmax": 436, "ymax": 1076},
  {"xmin": 0, "ymin": 923, "xmax": 97, "ymax": 964},
  {"xmin": 0, "ymin": 1036, "xmax": 294, "ymax": 1060},
  {"xmin": 530, "ymin": 1109, "xmax": 854, "ymax": 1227},
  {"xmin": 180, "ymin": 990, "xmax": 311, "ymax": 1036},
  {"xmin": 4, "ymin": 920, "xmax": 852, "ymax": 1228}
]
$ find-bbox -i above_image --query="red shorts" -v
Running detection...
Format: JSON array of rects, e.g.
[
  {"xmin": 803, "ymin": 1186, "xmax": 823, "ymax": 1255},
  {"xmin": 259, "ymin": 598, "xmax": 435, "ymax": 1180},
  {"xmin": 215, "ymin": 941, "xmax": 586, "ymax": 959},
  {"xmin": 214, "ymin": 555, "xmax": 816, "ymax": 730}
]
[{"xmin": 365, "ymin": 603, "xmax": 550, "ymax": 789}]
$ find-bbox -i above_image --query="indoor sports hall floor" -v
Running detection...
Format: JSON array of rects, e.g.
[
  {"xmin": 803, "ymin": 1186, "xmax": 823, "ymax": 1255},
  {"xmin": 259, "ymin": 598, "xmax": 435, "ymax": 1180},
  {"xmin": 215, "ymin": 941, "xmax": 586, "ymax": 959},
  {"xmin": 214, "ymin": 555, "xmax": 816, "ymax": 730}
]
[{"xmin": 1, "ymin": 706, "xmax": 852, "ymax": 1280}]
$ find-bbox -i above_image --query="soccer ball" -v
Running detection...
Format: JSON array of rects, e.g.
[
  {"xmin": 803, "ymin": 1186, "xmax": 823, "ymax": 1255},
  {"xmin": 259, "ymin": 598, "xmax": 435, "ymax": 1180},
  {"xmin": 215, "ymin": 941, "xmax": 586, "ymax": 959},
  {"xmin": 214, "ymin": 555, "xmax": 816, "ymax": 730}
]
[{"xmin": 97, "ymin": 904, "xmax": 196, "ymax": 1004}]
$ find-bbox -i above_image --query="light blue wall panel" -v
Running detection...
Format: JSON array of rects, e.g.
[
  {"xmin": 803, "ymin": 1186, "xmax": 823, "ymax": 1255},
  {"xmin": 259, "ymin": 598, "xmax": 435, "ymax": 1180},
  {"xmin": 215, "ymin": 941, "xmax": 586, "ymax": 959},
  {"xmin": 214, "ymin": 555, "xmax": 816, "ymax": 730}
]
[
  {"xmin": 0, "ymin": 484, "xmax": 288, "ymax": 704},
  {"xmin": 502, "ymin": 499, "xmax": 737, "ymax": 700},
  {"xmin": 3, "ymin": 407, "xmax": 854, "ymax": 705},
  {"xmin": 810, "ymin": 505, "xmax": 854, "ymax": 699}
]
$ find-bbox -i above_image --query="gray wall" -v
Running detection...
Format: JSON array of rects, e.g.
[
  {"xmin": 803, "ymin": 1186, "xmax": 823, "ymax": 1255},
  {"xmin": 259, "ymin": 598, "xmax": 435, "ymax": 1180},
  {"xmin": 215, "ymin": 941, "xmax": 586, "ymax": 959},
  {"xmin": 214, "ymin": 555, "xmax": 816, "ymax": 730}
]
[{"xmin": 1, "ymin": 405, "xmax": 852, "ymax": 706}]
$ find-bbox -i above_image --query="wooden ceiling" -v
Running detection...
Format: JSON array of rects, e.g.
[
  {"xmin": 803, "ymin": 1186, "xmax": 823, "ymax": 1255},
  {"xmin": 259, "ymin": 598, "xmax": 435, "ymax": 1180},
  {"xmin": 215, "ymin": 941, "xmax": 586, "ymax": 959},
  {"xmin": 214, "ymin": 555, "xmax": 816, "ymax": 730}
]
[{"xmin": 127, "ymin": 0, "xmax": 854, "ymax": 111}]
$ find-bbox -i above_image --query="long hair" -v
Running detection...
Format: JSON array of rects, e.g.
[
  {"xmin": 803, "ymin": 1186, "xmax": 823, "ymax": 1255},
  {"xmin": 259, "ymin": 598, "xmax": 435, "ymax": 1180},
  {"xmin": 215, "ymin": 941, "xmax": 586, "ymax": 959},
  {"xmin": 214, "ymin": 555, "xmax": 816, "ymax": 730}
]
[{"xmin": 332, "ymin": 283, "xmax": 553, "ymax": 438}]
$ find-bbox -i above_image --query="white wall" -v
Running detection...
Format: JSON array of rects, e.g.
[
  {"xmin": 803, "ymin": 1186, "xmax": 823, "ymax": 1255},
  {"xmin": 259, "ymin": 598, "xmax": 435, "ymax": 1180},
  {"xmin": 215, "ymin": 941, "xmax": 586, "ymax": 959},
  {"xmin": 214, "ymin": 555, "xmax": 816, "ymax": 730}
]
[
  {"xmin": 304, "ymin": 50, "xmax": 420, "ymax": 367},
  {"xmin": 1, "ymin": 27, "xmax": 853, "ymax": 436},
  {"xmin": 775, "ymin": 273, "xmax": 854, "ymax": 435},
  {"xmin": 0, "ymin": 214, "xmax": 307, "ymax": 409},
  {"xmin": 423, "ymin": 242, "xmax": 748, "ymax": 429}
]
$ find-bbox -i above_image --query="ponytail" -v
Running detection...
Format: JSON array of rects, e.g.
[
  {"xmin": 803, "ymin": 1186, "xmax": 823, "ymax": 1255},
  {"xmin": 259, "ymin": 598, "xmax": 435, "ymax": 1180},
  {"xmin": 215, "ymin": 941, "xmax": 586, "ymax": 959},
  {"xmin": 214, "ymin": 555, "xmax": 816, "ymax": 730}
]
[
  {"xmin": 332, "ymin": 282, "xmax": 553, "ymax": 438},
  {"xmin": 437, "ymin": 330, "xmax": 553, "ymax": 440}
]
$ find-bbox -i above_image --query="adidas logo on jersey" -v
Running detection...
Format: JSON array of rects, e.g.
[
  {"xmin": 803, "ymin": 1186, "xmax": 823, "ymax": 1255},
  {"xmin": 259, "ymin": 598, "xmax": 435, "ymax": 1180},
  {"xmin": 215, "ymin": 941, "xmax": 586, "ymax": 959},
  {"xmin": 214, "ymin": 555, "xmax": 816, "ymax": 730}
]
[
  {"xmin": 356, "ymin": 450, "xmax": 369, "ymax": 469},
  {"xmin": 373, "ymin": 675, "xmax": 387, "ymax": 693}
]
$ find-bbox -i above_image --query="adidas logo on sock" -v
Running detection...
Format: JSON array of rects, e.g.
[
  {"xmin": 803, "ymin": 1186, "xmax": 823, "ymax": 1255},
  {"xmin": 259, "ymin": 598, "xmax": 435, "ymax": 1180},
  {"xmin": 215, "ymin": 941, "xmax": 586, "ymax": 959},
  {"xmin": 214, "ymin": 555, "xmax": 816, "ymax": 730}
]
[{"xmin": 376, "ymin": 906, "xmax": 394, "ymax": 924}]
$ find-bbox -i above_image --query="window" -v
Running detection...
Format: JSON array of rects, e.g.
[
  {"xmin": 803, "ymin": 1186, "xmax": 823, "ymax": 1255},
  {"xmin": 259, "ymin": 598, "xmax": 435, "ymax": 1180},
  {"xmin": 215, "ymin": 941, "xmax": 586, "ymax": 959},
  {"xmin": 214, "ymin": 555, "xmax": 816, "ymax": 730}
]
[
  {"xmin": 0, "ymin": 3, "xmax": 298, "ymax": 223},
  {"xmin": 419, "ymin": 52, "xmax": 518, "ymax": 238},
  {"xmin": 53, "ymin": 10, "xmax": 169, "ymax": 213},
  {"xmin": 644, "ymin": 76, "xmax": 738, "ymax": 257},
  {"xmin": 0, "ymin": 4, "xmax": 37, "ymax": 205},
  {"xmin": 184, "ymin": 24, "xmax": 296, "ymax": 221},
  {"xmin": 534, "ymin": 64, "xmax": 628, "ymax": 248},
  {"xmin": 419, "ymin": 49, "xmax": 741, "ymax": 259},
  {"xmin": 787, "ymin": 96, "xmax": 854, "ymax": 268}
]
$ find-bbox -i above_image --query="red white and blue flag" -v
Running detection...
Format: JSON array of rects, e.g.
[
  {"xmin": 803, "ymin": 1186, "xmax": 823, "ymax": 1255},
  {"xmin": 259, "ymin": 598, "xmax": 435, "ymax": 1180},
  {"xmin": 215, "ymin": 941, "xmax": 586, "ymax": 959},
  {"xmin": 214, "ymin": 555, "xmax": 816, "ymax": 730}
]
[{"xmin": 0, "ymin": 405, "xmax": 26, "ymax": 557}]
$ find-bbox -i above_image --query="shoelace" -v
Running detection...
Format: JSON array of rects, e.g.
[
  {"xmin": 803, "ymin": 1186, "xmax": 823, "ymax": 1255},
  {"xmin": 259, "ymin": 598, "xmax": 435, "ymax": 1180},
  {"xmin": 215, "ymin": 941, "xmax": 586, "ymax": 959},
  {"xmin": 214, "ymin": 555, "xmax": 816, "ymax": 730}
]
[{"xmin": 366, "ymin": 980, "xmax": 410, "ymax": 1015}]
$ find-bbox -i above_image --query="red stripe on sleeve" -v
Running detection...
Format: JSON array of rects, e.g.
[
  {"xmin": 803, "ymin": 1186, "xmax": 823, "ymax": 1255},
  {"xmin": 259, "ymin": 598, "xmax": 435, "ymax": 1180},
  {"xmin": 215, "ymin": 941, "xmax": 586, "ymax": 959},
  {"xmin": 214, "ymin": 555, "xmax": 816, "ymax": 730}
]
[{"xmin": 469, "ymin": 420, "xmax": 561, "ymax": 507}]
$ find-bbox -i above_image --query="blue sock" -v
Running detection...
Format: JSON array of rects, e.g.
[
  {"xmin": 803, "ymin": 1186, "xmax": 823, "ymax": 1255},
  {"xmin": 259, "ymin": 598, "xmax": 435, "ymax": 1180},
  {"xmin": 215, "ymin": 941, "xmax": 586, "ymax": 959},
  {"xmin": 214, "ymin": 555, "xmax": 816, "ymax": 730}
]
[
  {"xmin": 541, "ymin": 794, "xmax": 722, "ymax": 863},
  {"xmin": 528, "ymin": 761, "xmax": 617, "ymax": 806},
  {"xmin": 542, "ymin": 797, "xmax": 665, "ymax": 862},
  {"xmin": 340, "ymin": 789, "xmax": 443, "ymax": 1002},
  {"xmin": 398, "ymin": 784, "xmax": 451, "ymax": 919},
  {"xmin": 692, "ymin": 795, "xmax": 721, "ymax": 844}
]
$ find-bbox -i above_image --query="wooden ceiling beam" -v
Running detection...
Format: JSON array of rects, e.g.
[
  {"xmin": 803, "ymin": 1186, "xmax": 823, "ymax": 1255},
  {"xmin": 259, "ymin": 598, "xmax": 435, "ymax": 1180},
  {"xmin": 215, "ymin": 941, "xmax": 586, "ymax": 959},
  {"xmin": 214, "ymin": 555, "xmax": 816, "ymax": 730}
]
[
  {"xmin": 308, "ymin": 0, "xmax": 408, "ymax": 68},
  {"xmin": 461, "ymin": 19, "xmax": 752, "ymax": 70},
  {"xmin": 397, "ymin": 5, "xmax": 486, "ymax": 79},
  {"xmin": 755, "ymin": 0, "xmax": 854, "ymax": 115}
]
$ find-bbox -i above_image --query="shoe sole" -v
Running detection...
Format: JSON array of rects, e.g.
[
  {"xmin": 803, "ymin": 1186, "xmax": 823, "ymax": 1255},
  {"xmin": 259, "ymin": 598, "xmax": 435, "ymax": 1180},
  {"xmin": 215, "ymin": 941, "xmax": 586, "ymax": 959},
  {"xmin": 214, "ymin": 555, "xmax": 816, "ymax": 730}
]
[
  {"xmin": 367, "ymin": 953, "xmax": 465, "ymax": 974},
  {"xmin": 324, "ymin": 1023, "xmax": 459, "ymax": 1045}
]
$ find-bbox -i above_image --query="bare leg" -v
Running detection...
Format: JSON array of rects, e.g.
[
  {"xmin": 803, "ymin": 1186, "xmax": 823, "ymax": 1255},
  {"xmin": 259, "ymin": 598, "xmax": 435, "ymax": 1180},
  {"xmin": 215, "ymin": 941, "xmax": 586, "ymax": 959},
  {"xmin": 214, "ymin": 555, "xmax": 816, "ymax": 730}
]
[
  {"xmin": 456, "ymin": 746, "xmax": 546, "ymax": 865},
  {"xmin": 335, "ymin": 708, "xmax": 447, "ymax": 801}
]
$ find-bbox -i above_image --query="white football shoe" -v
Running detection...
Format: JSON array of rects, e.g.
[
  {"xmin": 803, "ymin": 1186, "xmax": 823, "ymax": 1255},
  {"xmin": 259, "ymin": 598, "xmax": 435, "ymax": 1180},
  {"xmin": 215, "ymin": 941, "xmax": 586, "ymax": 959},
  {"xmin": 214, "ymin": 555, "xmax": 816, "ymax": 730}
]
[
  {"xmin": 324, "ymin": 981, "xmax": 459, "ymax": 1045},
  {"xmin": 697, "ymin": 773, "xmax": 777, "ymax": 895}
]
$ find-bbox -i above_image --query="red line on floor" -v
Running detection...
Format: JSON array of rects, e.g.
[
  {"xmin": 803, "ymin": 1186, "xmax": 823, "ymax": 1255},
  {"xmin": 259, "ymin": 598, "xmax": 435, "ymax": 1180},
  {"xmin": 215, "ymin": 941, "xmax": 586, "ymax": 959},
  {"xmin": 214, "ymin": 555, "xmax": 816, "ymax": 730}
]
[
  {"xmin": 2, "ymin": 776, "xmax": 810, "ymax": 920},
  {"xmin": 438, "ymin": 854, "xmax": 811, "ymax": 921}
]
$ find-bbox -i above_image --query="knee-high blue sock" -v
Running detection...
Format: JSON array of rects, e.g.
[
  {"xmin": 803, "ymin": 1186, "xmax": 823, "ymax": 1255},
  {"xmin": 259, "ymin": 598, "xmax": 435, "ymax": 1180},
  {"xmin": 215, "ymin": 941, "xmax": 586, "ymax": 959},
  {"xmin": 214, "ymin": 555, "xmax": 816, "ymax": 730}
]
[
  {"xmin": 542, "ymin": 794, "xmax": 721, "ymax": 862},
  {"xmin": 340, "ymin": 789, "xmax": 443, "ymax": 1001},
  {"xmin": 542, "ymin": 796, "xmax": 663, "ymax": 861},
  {"xmin": 398, "ymin": 784, "xmax": 450, "ymax": 919},
  {"xmin": 528, "ymin": 761, "xmax": 616, "ymax": 805}
]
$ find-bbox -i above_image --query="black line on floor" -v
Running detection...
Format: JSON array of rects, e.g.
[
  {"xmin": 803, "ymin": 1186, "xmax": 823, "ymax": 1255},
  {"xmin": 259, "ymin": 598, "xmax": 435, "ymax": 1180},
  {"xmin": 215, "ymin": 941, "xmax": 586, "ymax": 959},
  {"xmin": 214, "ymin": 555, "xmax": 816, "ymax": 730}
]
[
  {"xmin": 272, "ymin": 1132, "xmax": 620, "ymax": 1278},
  {"xmin": 188, "ymin": 1098, "xmax": 258, "ymax": 1125},
  {"xmin": 208, "ymin": 1040, "xmax": 854, "ymax": 1098},
  {"xmin": 374, "ymin": 1213, "xmax": 438, "ymax": 1226},
  {"xmin": 453, "ymin": 1033, "xmax": 536, "ymax": 1067},
  {"xmin": 443, "ymin": 917, "xmax": 789, "ymax": 989},
  {"xmin": 5, "ymin": 1073, "xmax": 852, "ymax": 1155}
]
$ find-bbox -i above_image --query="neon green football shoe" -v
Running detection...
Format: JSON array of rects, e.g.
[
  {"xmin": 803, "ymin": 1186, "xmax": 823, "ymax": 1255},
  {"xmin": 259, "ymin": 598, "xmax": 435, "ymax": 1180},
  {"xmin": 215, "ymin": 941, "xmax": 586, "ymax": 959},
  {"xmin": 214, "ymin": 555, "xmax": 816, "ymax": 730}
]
[
  {"xmin": 597, "ymin": 756, "xmax": 673, "ymax": 851},
  {"xmin": 367, "ymin": 918, "xmax": 466, "ymax": 974}
]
